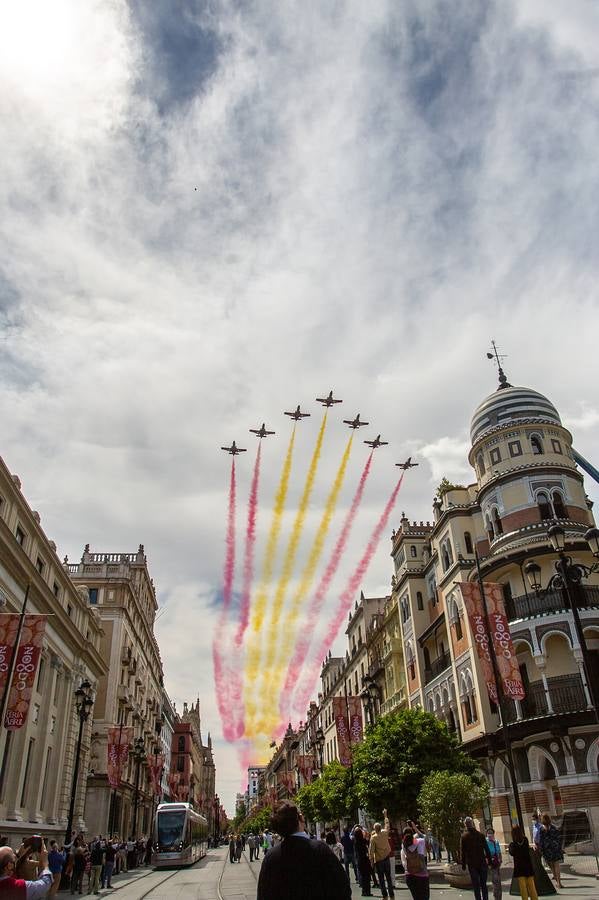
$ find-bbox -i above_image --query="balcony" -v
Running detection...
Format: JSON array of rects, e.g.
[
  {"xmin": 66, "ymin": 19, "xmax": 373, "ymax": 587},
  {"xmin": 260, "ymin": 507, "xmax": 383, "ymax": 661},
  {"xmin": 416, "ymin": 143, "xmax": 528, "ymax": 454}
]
[
  {"xmin": 380, "ymin": 689, "xmax": 405, "ymax": 716},
  {"xmin": 505, "ymin": 585, "xmax": 599, "ymax": 622},
  {"xmin": 504, "ymin": 674, "xmax": 588, "ymax": 723},
  {"xmin": 423, "ymin": 650, "xmax": 452, "ymax": 685}
]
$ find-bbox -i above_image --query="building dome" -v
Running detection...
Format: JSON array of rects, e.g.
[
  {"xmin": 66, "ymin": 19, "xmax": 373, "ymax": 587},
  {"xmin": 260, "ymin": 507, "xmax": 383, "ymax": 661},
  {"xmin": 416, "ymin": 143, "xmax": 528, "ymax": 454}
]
[{"xmin": 470, "ymin": 384, "xmax": 561, "ymax": 445}]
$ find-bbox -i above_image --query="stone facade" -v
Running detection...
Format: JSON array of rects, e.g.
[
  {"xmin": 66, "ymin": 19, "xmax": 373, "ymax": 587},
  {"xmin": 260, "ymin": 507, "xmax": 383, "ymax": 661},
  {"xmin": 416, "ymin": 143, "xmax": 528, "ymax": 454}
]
[{"xmin": 0, "ymin": 457, "xmax": 106, "ymax": 842}]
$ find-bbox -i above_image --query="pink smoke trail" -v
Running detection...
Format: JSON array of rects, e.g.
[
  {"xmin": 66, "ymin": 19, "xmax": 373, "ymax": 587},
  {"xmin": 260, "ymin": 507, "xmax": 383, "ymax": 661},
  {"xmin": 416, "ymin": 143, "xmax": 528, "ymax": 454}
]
[
  {"xmin": 235, "ymin": 443, "xmax": 261, "ymax": 649},
  {"xmin": 230, "ymin": 444, "xmax": 262, "ymax": 738},
  {"xmin": 293, "ymin": 473, "xmax": 404, "ymax": 716},
  {"xmin": 284, "ymin": 453, "xmax": 374, "ymax": 718},
  {"xmin": 213, "ymin": 458, "xmax": 237, "ymax": 741}
]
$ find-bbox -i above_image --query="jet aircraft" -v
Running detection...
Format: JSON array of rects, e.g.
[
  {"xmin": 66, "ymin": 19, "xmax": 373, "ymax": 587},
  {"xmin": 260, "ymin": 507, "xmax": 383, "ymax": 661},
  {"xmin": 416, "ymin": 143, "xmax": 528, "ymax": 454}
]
[
  {"xmin": 221, "ymin": 441, "xmax": 247, "ymax": 455},
  {"xmin": 343, "ymin": 413, "xmax": 368, "ymax": 429},
  {"xmin": 284, "ymin": 405, "xmax": 311, "ymax": 420},
  {"xmin": 364, "ymin": 435, "xmax": 388, "ymax": 449},
  {"xmin": 249, "ymin": 423, "xmax": 276, "ymax": 438},
  {"xmin": 396, "ymin": 457, "xmax": 419, "ymax": 470},
  {"xmin": 316, "ymin": 390, "xmax": 342, "ymax": 407}
]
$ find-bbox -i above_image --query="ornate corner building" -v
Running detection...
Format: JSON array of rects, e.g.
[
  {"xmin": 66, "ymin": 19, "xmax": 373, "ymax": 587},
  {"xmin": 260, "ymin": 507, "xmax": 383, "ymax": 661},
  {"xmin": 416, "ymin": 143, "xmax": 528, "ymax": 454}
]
[{"xmin": 392, "ymin": 373, "xmax": 599, "ymax": 840}]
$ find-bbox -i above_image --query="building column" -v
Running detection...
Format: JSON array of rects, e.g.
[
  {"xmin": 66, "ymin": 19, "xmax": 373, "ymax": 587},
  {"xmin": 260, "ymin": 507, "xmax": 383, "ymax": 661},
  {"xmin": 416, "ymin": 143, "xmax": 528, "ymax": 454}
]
[{"xmin": 534, "ymin": 655, "xmax": 553, "ymax": 714}]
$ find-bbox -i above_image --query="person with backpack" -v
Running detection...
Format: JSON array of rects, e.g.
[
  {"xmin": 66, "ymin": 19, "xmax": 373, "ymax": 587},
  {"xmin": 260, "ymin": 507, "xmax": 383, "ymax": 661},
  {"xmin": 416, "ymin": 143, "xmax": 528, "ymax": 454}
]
[
  {"xmin": 485, "ymin": 827, "xmax": 502, "ymax": 900},
  {"xmin": 460, "ymin": 817, "xmax": 492, "ymax": 900},
  {"xmin": 401, "ymin": 827, "xmax": 430, "ymax": 900}
]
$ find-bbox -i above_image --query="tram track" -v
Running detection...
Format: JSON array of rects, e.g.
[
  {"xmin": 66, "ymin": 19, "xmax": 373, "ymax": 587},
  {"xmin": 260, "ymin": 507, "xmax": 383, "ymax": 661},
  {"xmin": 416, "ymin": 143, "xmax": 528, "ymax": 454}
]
[{"xmin": 217, "ymin": 848, "xmax": 258, "ymax": 900}]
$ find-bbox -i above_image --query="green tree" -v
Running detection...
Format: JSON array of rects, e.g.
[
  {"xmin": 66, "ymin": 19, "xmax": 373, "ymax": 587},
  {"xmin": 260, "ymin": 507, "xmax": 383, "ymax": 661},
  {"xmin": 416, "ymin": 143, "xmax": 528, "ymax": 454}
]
[
  {"xmin": 436, "ymin": 477, "xmax": 466, "ymax": 498},
  {"xmin": 241, "ymin": 805, "xmax": 272, "ymax": 834},
  {"xmin": 352, "ymin": 708, "xmax": 475, "ymax": 819},
  {"xmin": 233, "ymin": 801, "xmax": 247, "ymax": 829},
  {"xmin": 296, "ymin": 762, "xmax": 357, "ymax": 824},
  {"xmin": 418, "ymin": 771, "xmax": 489, "ymax": 860}
]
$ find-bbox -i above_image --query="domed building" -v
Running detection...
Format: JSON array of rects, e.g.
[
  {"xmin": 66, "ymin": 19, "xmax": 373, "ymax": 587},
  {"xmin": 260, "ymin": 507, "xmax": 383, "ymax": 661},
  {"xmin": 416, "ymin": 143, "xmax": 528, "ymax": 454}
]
[{"xmin": 390, "ymin": 367, "xmax": 599, "ymax": 844}]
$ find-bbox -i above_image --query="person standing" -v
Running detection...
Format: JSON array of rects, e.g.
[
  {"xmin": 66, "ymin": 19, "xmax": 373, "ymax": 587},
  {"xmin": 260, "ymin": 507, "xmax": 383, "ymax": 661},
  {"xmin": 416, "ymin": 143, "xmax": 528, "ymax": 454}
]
[
  {"xmin": 340, "ymin": 827, "xmax": 357, "ymax": 883},
  {"xmin": 248, "ymin": 833, "xmax": 256, "ymax": 862},
  {"xmin": 87, "ymin": 840, "xmax": 104, "ymax": 895},
  {"xmin": 257, "ymin": 802, "xmax": 351, "ymax": 900},
  {"xmin": 228, "ymin": 834, "xmax": 236, "ymax": 864},
  {"xmin": 262, "ymin": 830, "xmax": 273, "ymax": 856},
  {"xmin": 508, "ymin": 825, "xmax": 538, "ymax": 900},
  {"xmin": 70, "ymin": 841, "xmax": 86, "ymax": 895},
  {"xmin": 48, "ymin": 841, "xmax": 66, "ymax": 896},
  {"xmin": 0, "ymin": 841, "xmax": 53, "ymax": 899},
  {"xmin": 460, "ymin": 817, "xmax": 492, "ymax": 900},
  {"xmin": 368, "ymin": 810, "xmax": 395, "ymax": 899},
  {"xmin": 539, "ymin": 814, "xmax": 562, "ymax": 889},
  {"xmin": 325, "ymin": 832, "xmax": 344, "ymax": 863},
  {"xmin": 401, "ymin": 829, "xmax": 430, "ymax": 900},
  {"xmin": 485, "ymin": 827, "xmax": 502, "ymax": 900},
  {"xmin": 234, "ymin": 835, "xmax": 243, "ymax": 862},
  {"xmin": 353, "ymin": 827, "xmax": 372, "ymax": 897},
  {"xmin": 254, "ymin": 833, "xmax": 260, "ymax": 860}
]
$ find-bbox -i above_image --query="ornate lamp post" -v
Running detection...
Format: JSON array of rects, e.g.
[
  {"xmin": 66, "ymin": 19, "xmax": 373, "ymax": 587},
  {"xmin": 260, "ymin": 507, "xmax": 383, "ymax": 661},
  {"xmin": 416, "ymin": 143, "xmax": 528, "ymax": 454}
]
[
  {"xmin": 360, "ymin": 675, "xmax": 381, "ymax": 726},
  {"xmin": 524, "ymin": 524, "xmax": 599, "ymax": 722},
  {"xmin": 213, "ymin": 793, "xmax": 220, "ymax": 846},
  {"xmin": 131, "ymin": 736, "xmax": 147, "ymax": 839},
  {"xmin": 312, "ymin": 726, "xmax": 324, "ymax": 773},
  {"xmin": 65, "ymin": 679, "xmax": 94, "ymax": 843}
]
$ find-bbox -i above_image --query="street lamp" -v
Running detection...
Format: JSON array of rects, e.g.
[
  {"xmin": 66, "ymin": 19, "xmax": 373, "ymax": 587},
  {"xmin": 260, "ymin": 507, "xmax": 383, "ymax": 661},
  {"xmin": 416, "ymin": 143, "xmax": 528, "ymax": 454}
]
[
  {"xmin": 360, "ymin": 675, "xmax": 382, "ymax": 726},
  {"xmin": 312, "ymin": 727, "xmax": 324, "ymax": 773},
  {"xmin": 65, "ymin": 679, "xmax": 94, "ymax": 843},
  {"xmin": 131, "ymin": 736, "xmax": 147, "ymax": 839},
  {"xmin": 213, "ymin": 794, "xmax": 220, "ymax": 846},
  {"xmin": 524, "ymin": 524, "xmax": 599, "ymax": 722}
]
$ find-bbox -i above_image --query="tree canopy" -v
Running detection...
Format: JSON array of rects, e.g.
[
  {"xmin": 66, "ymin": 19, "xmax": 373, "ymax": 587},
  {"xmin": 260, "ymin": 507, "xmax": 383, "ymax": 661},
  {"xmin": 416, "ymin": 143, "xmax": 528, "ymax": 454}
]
[
  {"xmin": 296, "ymin": 760, "xmax": 357, "ymax": 824},
  {"xmin": 352, "ymin": 708, "xmax": 476, "ymax": 819},
  {"xmin": 418, "ymin": 771, "xmax": 489, "ymax": 858},
  {"xmin": 436, "ymin": 477, "xmax": 466, "ymax": 498}
]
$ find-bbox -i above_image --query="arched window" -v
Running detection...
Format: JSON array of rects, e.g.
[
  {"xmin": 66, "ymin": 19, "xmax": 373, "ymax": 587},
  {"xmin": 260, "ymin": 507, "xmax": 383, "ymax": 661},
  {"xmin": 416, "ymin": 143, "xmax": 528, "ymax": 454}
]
[
  {"xmin": 410, "ymin": 545, "xmax": 417, "ymax": 558},
  {"xmin": 537, "ymin": 492, "xmax": 553, "ymax": 521},
  {"xmin": 476, "ymin": 452, "xmax": 486, "ymax": 476},
  {"xmin": 442, "ymin": 546, "xmax": 450, "ymax": 572},
  {"xmin": 416, "ymin": 591, "xmax": 424, "ymax": 611},
  {"xmin": 530, "ymin": 435, "xmax": 544, "ymax": 455},
  {"xmin": 492, "ymin": 508, "xmax": 503, "ymax": 536},
  {"xmin": 178, "ymin": 735, "xmax": 185, "ymax": 752},
  {"xmin": 486, "ymin": 517, "xmax": 494, "ymax": 542},
  {"xmin": 464, "ymin": 532, "xmax": 473, "ymax": 555},
  {"xmin": 552, "ymin": 491, "xmax": 567, "ymax": 519}
]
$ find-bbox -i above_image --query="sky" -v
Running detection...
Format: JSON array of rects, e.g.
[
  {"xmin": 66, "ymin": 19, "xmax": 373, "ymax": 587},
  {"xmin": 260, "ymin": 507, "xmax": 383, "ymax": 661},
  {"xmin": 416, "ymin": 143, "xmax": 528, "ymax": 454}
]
[{"xmin": 1, "ymin": 0, "xmax": 599, "ymax": 811}]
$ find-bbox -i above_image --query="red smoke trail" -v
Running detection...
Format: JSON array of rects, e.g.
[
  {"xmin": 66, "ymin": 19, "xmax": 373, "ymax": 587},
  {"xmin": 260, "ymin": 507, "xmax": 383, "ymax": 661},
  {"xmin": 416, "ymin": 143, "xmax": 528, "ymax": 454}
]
[
  {"xmin": 286, "ymin": 453, "xmax": 374, "ymax": 718},
  {"xmin": 213, "ymin": 459, "xmax": 237, "ymax": 741},
  {"xmin": 293, "ymin": 473, "xmax": 403, "ymax": 716},
  {"xmin": 235, "ymin": 443, "xmax": 261, "ymax": 649},
  {"xmin": 230, "ymin": 444, "xmax": 262, "ymax": 738}
]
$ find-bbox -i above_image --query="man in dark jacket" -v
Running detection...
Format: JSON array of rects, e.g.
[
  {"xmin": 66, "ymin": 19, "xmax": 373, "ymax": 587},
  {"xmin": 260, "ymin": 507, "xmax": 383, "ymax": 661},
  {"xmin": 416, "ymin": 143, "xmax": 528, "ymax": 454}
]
[
  {"xmin": 257, "ymin": 802, "xmax": 351, "ymax": 900},
  {"xmin": 460, "ymin": 817, "xmax": 492, "ymax": 900}
]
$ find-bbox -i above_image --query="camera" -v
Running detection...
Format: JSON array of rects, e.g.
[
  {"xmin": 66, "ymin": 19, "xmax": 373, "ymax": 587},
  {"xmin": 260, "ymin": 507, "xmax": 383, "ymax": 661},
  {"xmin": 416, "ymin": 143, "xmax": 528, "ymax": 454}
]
[{"xmin": 24, "ymin": 835, "xmax": 43, "ymax": 853}]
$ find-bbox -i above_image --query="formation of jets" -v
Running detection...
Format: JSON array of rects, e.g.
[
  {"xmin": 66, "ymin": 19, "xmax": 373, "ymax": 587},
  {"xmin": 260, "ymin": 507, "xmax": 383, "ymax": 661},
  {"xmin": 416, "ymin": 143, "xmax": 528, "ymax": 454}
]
[{"xmin": 221, "ymin": 390, "xmax": 418, "ymax": 469}]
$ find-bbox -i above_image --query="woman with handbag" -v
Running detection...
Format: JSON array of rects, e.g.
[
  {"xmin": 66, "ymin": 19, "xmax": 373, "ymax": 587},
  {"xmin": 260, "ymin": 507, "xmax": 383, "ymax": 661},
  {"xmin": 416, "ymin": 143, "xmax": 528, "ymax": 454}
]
[{"xmin": 485, "ymin": 827, "xmax": 502, "ymax": 900}]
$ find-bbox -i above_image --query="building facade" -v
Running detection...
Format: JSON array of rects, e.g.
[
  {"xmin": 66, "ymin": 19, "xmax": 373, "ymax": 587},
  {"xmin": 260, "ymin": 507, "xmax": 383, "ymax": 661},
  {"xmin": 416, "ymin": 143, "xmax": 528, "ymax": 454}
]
[
  {"xmin": 391, "ymin": 374, "xmax": 599, "ymax": 840},
  {"xmin": 177, "ymin": 699, "xmax": 216, "ymax": 825},
  {"xmin": 0, "ymin": 458, "xmax": 106, "ymax": 841},
  {"xmin": 67, "ymin": 545, "xmax": 166, "ymax": 838}
]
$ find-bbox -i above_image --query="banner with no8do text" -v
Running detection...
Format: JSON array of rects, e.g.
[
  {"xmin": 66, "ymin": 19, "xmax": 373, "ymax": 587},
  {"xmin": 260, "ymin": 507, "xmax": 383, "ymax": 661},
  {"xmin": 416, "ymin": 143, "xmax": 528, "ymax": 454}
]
[
  {"xmin": 347, "ymin": 695, "xmax": 364, "ymax": 745},
  {"xmin": 147, "ymin": 755, "xmax": 164, "ymax": 798},
  {"xmin": 4, "ymin": 615, "xmax": 47, "ymax": 730},
  {"xmin": 107, "ymin": 726, "xmax": 134, "ymax": 788},
  {"xmin": 332, "ymin": 696, "xmax": 352, "ymax": 767},
  {"xmin": 0, "ymin": 614, "xmax": 20, "ymax": 695},
  {"xmin": 459, "ymin": 582, "xmax": 525, "ymax": 703}
]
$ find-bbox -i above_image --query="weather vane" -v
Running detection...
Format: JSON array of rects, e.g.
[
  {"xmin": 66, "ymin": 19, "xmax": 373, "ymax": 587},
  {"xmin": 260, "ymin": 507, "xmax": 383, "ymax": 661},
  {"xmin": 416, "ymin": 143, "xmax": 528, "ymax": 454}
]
[{"xmin": 486, "ymin": 340, "xmax": 510, "ymax": 389}]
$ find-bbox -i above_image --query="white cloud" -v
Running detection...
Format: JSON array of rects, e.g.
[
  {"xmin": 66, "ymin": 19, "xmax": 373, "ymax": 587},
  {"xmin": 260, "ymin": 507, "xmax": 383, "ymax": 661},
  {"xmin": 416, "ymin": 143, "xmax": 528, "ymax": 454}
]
[{"xmin": 2, "ymin": 0, "xmax": 599, "ymax": 810}]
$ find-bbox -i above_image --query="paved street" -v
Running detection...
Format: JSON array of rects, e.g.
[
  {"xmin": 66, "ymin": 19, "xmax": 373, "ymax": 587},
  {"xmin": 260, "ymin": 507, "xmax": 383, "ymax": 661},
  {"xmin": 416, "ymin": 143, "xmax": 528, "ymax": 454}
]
[{"xmin": 86, "ymin": 846, "xmax": 598, "ymax": 900}]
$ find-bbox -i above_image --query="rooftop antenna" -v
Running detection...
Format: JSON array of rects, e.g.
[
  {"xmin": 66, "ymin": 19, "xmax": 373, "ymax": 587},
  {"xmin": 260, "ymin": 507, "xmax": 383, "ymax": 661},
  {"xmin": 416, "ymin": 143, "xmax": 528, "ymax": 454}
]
[{"xmin": 486, "ymin": 340, "xmax": 511, "ymax": 390}]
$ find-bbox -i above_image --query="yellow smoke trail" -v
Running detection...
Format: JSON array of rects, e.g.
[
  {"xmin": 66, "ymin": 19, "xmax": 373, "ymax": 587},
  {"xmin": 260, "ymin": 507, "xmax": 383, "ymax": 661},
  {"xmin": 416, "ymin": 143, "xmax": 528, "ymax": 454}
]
[
  {"xmin": 247, "ymin": 413, "xmax": 328, "ymax": 741},
  {"xmin": 262, "ymin": 433, "xmax": 353, "ymax": 735},
  {"xmin": 243, "ymin": 427, "xmax": 296, "ymax": 733}
]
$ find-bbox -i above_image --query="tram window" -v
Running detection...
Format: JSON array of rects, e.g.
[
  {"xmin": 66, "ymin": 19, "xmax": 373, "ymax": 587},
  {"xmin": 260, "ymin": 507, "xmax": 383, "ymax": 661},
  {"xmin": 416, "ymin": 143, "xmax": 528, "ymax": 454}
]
[{"xmin": 157, "ymin": 809, "xmax": 186, "ymax": 847}]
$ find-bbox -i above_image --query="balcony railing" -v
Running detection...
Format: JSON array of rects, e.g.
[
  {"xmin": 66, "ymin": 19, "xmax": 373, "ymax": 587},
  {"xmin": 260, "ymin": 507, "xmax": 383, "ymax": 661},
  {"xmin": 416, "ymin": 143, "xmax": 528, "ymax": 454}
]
[
  {"xmin": 424, "ymin": 650, "xmax": 452, "ymax": 684},
  {"xmin": 504, "ymin": 674, "xmax": 588, "ymax": 723},
  {"xmin": 505, "ymin": 585, "xmax": 599, "ymax": 622}
]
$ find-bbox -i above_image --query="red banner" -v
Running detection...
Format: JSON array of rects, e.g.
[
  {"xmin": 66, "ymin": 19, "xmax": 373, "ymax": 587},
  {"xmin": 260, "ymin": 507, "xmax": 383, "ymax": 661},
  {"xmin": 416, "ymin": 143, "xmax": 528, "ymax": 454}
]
[
  {"xmin": 147, "ymin": 755, "xmax": 164, "ymax": 798},
  {"xmin": 459, "ymin": 582, "xmax": 525, "ymax": 703},
  {"xmin": 0, "ymin": 615, "xmax": 20, "ymax": 695},
  {"xmin": 333, "ymin": 696, "xmax": 352, "ymax": 766},
  {"xmin": 107, "ymin": 726, "xmax": 134, "ymax": 788},
  {"xmin": 347, "ymin": 695, "xmax": 363, "ymax": 744},
  {"xmin": 484, "ymin": 582, "xmax": 526, "ymax": 700},
  {"xmin": 297, "ymin": 754, "xmax": 315, "ymax": 785},
  {"xmin": 4, "ymin": 616, "xmax": 47, "ymax": 730}
]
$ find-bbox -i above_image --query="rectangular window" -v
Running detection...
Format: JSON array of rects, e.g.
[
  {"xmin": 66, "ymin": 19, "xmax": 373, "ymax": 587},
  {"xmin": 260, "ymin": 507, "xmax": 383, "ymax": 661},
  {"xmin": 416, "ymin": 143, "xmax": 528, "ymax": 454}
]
[
  {"xmin": 54, "ymin": 673, "xmax": 61, "ymax": 705},
  {"xmin": 88, "ymin": 588, "xmax": 98, "ymax": 604},
  {"xmin": 40, "ymin": 748, "xmax": 52, "ymax": 811},
  {"xmin": 36, "ymin": 657, "xmax": 45, "ymax": 693},
  {"xmin": 0, "ymin": 732, "xmax": 13, "ymax": 800},
  {"xmin": 508, "ymin": 440, "xmax": 522, "ymax": 457},
  {"xmin": 15, "ymin": 525, "xmax": 25, "ymax": 547},
  {"xmin": 53, "ymin": 582, "xmax": 60, "ymax": 598},
  {"xmin": 67, "ymin": 604, "xmax": 72, "ymax": 618},
  {"xmin": 20, "ymin": 738, "xmax": 35, "ymax": 807},
  {"xmin": 551, "ymin": 439, "xmax": 563, "ymax": 454},
  {"xmin": 36, "ymin": 556, "xmax": 45, "ymax": 575},
  {"xmin": 490, "ymin": 448, "xmax": 501, "ymax": 465},
  {"xmin": 32, "ymin": 703, "xmax": 40, "ymax": 725},
  {"xmin": 50, "ymin": 716, "xmax": 56, "ymax": 735}
]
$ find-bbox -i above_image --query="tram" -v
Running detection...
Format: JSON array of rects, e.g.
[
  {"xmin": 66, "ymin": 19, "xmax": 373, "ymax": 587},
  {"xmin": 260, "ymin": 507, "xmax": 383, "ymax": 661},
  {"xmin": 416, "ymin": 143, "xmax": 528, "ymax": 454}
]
[{"xmin": 152, "ymin": 802, "xmax": 209, "ymax": 868}]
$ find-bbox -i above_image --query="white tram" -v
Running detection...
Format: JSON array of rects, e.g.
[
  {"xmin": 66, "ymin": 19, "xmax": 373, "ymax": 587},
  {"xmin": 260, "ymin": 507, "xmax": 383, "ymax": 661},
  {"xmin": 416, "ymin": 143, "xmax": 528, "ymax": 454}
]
[{"xmin": 152, "ymin": 802, "xmax": 209, "ymax": 868}]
